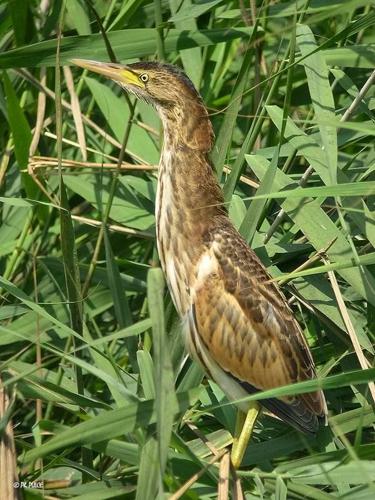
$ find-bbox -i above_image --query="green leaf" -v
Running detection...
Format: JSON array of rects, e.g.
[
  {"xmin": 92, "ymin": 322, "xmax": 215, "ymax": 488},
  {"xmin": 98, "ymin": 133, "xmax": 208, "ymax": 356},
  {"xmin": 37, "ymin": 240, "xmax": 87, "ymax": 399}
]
[
  {"xmin": 291, "ymin": 461, "xmax": 375, "ymax": 485},
  {"xmin": 168, "ymin": 0, "xmax": 223, "ymax": 23},
  {"xmin": 0, "ymin": 27, "xmax": 256, "ymax": 68},
  {"xmin": 247, "ymin": 154, "xmax": 375, "ymax": 307},
  {"xmin": 137, "ymin": 350, "xmax": 155, "ymax": 399},
  {"xmin": 104, "ymin": 229, "xmax": 137, "ymax": 368},
  {"xmin": 23, "ymin": 390, "xmax": 197, "ymax": 463},
  {"xmin": 267, "ymin": 0, "xmax": 374, "ymax": 19},
  {"xmin": 0, "ymin": 196, "xmax": 64, "ymax": 210},
  {"xmin": 66, "ymin": 0, "xmax": 91, "ymax": 36},
  {"xmin": 265, "ymin": 105, "xmax": 375, "ymax": 249},
  {"xmin": 2, "ymin": 70, "xmax": 36, "ymax": 197},
  {"xmin": 0, "ymin": 275, "xmax": 81, "ymax": 342},
  {"xmin": 331, "ymin": 68, "xmax": 373, "ymax": 119},
  {"xmin": 9, "ymin": 360, "xmax": 109, "ymax": 409},
  {"xmin": 135, "ymin": 436, "xmax": 160, "ymax": 500},
  {"xmin": 59, "ymin": 182, "xmax": 83, "ymax": 336},
  {"xmin": 212, "ymin": 45, "xmax": 253, "ymax": 179},
  {"xmin": 169, "ymin": 0, "xmax": 203, "ymax": 88},
  {"xmin": 276, "ymin": 251, "xmax": 375, "ymax": 281},
  {"xmin": 224, "ymin": 367, "xmax": 375, "ymax": 408},
  {"xmin": 297, "ymin": 24, "xmax": 337, "ymax": 183},
  {"xmin": 8, "ymin": 0, "xmax": 31, "ymax": 47},
  {"xmin": 63, "ymin": 174, "xmax": 155, "ymax": 231},
  {"xmin": 2, "ymin": 72, "xmax": 31, "ymax": 167},
  {"xmin": 247, "ymin": 180, "xmax": 375, "ymax": 200},
  {"xmin": 322, "ymin": 46, "xmax": 375, "ymax": 68},
  {"xmin": 240, "ymin": 148, "xmax": 278, "ymax": 243},
  {"xmin": 148, "ymin": 268, "xmax": 177, "ymax": 486}
]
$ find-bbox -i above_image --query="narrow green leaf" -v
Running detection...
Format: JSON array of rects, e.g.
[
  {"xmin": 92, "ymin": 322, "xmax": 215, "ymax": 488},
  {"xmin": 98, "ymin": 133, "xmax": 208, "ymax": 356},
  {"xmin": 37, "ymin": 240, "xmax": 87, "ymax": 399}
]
[
  {"xmin": 23, "ymin": 390, "xmax": 197, "ymax": 463},
  {"xmin": 275, "ymin": 251, "xmax": 375, "ymax": 281},
  {"xmin": 148, "ymin": 268, "xmax": 177, "ymax": 487},
  {"xmin": 3, "ymin": 72, "xmax": 31, "ymax": 167},
  {"xmin": 0, "ymin": 275, "xmax": 81, "ymax": 341},
  {"xmin": 104, "ymin": 229, "xmax": 137, "ymax": 367},
  {"xmin": 8, "ymin": 0, "xmax": 31, "ymax": 46},
  {"xmin": 247, "ymin": 154, "xmax": 375, "ymax": 306},
  {"xmin": 240, "ymin": 148, "xmax": 278, "ymax": 243},
  {"xmin": 169, "ymin": 0, "xmax": 222, "ymax": 23},
  {"xmin": 212, "ymin": 43, "xmax": 253, "ymax": 179},
  {"xmin": 265, "ymin": 105, "xmax": 375, "ymax": 249},
  {"xmin": 322, "ymin": 46, "xmax": 375, "ymax": 68},
  {"xmin": 63, "ymin": 175, "xmax": 154, "ymax": 231},
  {"xmin": 82, "ymin": 323, "xmax": 135, "ymax": 408},
  {"xmin": 291, "ymin": 461, "xmax": 375, "ymax": 485},
  {"xmin": 297, "ymin": 24, "xmax": 337, "ymax": 183},
  {"xmin": 66, "ymin": 0, "xmax": 91, "ymax": 36},
  {"xmin": 2, "ymin": 70, "xmax": 36, "ymax": 197},
  {"xmin": 246, "ymin": 180, "xmax": 375, "ymax": 200},
  {"xmin": 137, "ymin": 350, "xmax": 156, "ymax": 399},
  {"xmin": 10, "ymin": 365, "xmax": 109, "ymax": 409},
  {"xmin": 135, "ymin": 437, "xmax": 159, "ymax": 500},
  {"xmin": 223, "ymin": 367, "xmax": 375, "ymax": 409},
  {"xmin": 240, "ymin": 24, "xmax": 296, "ymax": 243},
  {"xmin": 267, "ymin": 0, "xmax": 373, "ymax": 19},
  {"xmin": 331, "ymin": 68, "xmax": 373, "ymax": 119},
  {"xmin": 0, "ymin": 196, "xmax": 65, "ymax": 210},
  {"xmin": 59, "ymin": 183, "xmax": 83, "ymax": 337},
  {"xmin": 169, "ymin": 0, "xmax": 203, "ymax": 88},
  {"xmin": 0, "ymin": 27, "xmax": 256, "ymax": 68}
]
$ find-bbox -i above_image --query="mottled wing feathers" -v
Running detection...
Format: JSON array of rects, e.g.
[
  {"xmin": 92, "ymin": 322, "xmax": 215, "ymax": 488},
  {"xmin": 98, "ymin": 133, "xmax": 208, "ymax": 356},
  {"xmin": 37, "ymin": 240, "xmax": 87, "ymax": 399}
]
[
  {"xmin": 193, "ymin": 272, "xmax": 292, "ymax": 393},
  {"xmin": 191, "ymin": 223, "xmax": 326, "ymax": 432}
]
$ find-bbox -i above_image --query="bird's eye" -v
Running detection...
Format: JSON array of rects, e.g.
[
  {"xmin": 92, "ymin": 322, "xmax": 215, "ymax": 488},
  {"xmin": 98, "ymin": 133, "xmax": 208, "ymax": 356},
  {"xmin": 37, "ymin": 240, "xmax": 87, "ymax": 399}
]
[{"xmin": 139, "ymin": 73, "xmax": 149, "ymax": 83}]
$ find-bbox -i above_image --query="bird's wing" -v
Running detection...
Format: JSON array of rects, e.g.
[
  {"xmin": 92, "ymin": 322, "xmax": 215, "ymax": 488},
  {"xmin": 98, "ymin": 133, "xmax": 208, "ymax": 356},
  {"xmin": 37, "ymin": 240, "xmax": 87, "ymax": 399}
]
[{"xmin": 190, "ymin": 226, "xmax": 326, "ymax": 428}]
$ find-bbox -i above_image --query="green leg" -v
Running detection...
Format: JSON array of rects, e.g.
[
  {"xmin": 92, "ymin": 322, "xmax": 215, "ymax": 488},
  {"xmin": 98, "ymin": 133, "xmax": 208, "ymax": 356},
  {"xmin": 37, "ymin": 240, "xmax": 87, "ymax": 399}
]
[{"xmin": 231, "ymin": 402, "xmax": 260, "ymax": 469}]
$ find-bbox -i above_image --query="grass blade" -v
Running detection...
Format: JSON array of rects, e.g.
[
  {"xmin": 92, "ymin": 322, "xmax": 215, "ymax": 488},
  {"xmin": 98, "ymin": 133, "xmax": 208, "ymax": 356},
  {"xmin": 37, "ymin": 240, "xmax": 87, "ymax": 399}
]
[{"xmin": 148, "ymin": 268, "xmax": 177, "ymax": 490}]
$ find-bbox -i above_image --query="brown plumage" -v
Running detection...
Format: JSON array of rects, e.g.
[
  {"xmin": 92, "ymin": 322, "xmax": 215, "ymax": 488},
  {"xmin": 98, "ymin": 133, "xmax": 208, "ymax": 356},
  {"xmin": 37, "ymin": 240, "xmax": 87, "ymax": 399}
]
[{"xmin": 72, "ymin": 59, "xmax": 327, "ymax": 434}]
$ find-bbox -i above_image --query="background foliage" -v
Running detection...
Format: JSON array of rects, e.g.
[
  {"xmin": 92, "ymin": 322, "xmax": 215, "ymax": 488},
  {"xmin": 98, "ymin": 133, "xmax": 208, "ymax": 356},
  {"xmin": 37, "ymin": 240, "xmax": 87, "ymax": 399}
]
[{"xmin": 1, "ymin": 0, "xmax": 375, "ymax": 498}]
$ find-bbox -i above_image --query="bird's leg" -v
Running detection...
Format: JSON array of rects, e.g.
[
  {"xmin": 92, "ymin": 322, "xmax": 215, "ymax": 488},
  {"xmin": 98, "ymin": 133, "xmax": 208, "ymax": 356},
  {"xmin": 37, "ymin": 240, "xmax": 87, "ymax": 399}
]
[{"xmin": 231, "ymin": 402, "xmax": 260, "ymax": 469}]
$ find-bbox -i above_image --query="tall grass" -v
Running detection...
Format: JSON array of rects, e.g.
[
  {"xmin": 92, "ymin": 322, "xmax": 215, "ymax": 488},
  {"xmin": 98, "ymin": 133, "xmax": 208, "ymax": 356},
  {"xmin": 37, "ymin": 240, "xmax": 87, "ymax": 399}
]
[{"xmin": 0, "ymin": 0, "xmax": 374, "ymax": 498}]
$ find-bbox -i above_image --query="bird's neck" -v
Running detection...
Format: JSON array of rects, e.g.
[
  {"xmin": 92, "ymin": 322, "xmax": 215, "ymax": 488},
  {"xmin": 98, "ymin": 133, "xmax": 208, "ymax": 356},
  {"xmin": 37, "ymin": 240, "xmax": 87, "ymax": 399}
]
[
  {"xmin": 155, "ymin": 101, "xmax": 225, "ymax": 315},
  {"xmin": 160, "ymin": 99, "xmax": 214, "ymax": 153},
  {"xmin": 158, "ymin": 108, "xmax": 225, "ymax": 226}
]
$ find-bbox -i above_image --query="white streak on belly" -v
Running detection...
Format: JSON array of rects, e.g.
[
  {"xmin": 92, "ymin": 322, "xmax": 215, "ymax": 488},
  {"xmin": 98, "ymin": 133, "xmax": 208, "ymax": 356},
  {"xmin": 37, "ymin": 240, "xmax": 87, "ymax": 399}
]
[
  {"xmin": 196, "ymin": 252, "xmax": 216, "ymax": 281},
  {"xmin": 190, "ymin": 249, "xmax": 218, "ymax": 303}
]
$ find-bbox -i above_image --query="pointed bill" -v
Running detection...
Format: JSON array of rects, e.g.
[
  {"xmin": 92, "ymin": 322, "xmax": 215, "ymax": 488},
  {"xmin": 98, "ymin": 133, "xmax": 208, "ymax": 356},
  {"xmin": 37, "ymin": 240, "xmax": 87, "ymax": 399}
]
[{"xmin": 70, "ymin": 59, "xmax": 143, "ymax": 87}]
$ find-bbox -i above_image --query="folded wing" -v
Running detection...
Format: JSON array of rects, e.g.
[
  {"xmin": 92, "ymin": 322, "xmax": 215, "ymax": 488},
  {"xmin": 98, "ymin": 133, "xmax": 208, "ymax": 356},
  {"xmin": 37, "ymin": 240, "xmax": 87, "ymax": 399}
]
[{"xmin": 191, "ymin": 226, "xmax": 327, "ymax": 433}]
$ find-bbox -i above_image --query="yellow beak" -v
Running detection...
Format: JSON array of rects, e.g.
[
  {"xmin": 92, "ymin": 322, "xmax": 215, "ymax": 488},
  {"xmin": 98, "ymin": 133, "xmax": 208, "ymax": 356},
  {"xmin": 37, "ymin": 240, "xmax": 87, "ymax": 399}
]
[{"xmin": 70, "ymin": 59, "xmax": 143, "ymax": 87}]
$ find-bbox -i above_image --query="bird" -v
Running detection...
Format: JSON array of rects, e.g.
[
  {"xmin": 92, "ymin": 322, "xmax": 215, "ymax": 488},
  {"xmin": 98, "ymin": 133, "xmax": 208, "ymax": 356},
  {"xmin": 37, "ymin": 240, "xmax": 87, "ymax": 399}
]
[{"xmin": 72, "ymin": 58, "xmax": 327, "ymax": 468}]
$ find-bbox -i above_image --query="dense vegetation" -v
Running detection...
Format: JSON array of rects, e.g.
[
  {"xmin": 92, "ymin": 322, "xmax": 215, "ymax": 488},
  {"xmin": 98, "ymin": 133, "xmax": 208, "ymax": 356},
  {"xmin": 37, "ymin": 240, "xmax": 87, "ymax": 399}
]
[{"xmin": 1, "ymin": 0, "xmax": 374, "ymax": 498}]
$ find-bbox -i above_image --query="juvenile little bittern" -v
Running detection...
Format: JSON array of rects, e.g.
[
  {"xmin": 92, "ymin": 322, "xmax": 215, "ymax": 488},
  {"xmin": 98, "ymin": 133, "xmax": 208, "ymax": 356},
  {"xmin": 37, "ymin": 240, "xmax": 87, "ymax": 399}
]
[{"xmin": 72, "ymin": 59, "xmax": 327, "ymax": 468}]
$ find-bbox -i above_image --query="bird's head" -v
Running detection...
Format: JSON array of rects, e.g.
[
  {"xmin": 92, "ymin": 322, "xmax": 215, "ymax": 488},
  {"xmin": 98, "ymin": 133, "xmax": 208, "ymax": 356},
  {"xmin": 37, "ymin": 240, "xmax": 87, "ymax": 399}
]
[
  {"xmin": 71, "ymin": 59, "xmax": 199, "ymax": 109},
  {"xmin": 71, "ymin": 59, "xmax": 213, "ymax": 151}
]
